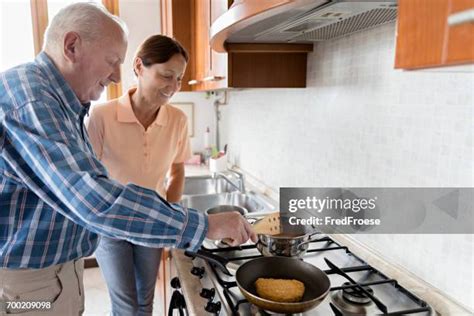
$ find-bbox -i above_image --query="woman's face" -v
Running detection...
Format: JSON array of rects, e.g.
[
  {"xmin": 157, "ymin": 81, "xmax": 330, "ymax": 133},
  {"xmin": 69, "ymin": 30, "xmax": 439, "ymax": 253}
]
[{"xmin": 135, "ymin": 53, "xmax": 187, "ymax": 106}]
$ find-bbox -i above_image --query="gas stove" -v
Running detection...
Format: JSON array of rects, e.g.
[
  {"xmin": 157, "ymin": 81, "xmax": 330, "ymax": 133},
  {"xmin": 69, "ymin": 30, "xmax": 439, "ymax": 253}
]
[{"xmin": 185, "ymin": 236, "xmax": 436, "ymax": 315}]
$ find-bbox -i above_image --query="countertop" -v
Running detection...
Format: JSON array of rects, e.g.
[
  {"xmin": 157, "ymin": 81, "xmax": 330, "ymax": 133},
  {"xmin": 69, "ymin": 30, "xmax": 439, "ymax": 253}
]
[
  {"xmin": 185, "ymin": 164, "xmax": 212, "ymax": 177},
  {"xmin": 171, "ymin": 250, "xmax": 210, "ymax": 316}
]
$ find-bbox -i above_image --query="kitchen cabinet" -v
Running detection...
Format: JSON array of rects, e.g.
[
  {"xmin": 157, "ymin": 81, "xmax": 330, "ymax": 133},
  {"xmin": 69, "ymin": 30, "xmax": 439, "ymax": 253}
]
[
  {"xmin": 395, "ymin": 0, "xmax": 474, "ymax": 69},
  {"xmin": 161, "ymin": 0, "xmax": 226, "ymax": 91},
  {"xmin": 191, "ymin": 0, "xmax": 229, "ymax": 90},
  {"xmin": 193, "ymin": 0, "xmax": 312, "ymax": 90},
  {"xmin": 161, "ymin": 0, "xmax": 313, "ymax": 91},
  {"xmin": 160, "ymin": 0, "xmax": 195, "ymax": 91}
]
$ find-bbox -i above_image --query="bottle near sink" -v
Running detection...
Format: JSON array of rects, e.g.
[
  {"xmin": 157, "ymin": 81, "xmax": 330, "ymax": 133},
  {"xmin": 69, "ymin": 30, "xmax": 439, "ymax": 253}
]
[{"xmin": 203, "ymin": 127, "xmax": 212, "ymax": 165}]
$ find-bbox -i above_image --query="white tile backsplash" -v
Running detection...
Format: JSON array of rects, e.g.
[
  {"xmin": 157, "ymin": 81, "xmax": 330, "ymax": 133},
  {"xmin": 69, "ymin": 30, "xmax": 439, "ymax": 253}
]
[{"xmin": 220, "ymin": 22, "xmax": 473, "ymax": 310}]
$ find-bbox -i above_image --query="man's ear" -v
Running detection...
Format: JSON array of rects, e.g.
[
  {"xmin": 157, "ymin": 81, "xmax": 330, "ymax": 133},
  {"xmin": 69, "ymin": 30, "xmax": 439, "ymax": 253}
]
[{"xmin": 63, "ymin": 31, "xmax": 81, "ymax": 63}]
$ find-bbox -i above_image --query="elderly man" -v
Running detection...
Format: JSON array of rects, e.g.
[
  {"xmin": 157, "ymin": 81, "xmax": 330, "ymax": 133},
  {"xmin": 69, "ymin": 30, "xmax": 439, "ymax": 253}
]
[{"xmin": 0, "ymin": 3, "xmax": 255, "ymax": 315}]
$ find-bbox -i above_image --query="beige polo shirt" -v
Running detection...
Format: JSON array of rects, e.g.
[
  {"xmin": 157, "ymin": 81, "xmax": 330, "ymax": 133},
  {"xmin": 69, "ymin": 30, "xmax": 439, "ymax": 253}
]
[{"xmin": 85, "ymin": 87, "xmax": 191, "ymax": 197}]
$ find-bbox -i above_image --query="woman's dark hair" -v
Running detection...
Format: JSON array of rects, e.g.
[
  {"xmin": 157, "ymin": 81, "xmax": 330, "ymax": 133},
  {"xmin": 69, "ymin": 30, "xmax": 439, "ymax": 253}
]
[{"xmin": 134, "ymin": 34, "xmax": 189, "ymax": 75}]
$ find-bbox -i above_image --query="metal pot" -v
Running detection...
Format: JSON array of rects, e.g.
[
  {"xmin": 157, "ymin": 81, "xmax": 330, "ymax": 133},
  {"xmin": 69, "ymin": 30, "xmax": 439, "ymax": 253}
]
[
  {"xmin": 205, "ymin": 205, "xmax": 247, "ymax": 216},
  {"xmin": 248, "ymin": 215, "xmax": 322, "ymax": 258},
  {"xmin": 185, "ymin": 250, "xmax": 330, "ymax": 314},
  {"xmin": 256, "ymin": 231, "xmax": 321, "ymax": 258}
]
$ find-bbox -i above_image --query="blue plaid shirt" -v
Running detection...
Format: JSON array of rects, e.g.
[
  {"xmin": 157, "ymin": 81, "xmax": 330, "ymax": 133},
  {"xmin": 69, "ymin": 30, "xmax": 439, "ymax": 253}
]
[{"xmin": 0, "ymin": 52, "xmax": 207, "ymax": 268}]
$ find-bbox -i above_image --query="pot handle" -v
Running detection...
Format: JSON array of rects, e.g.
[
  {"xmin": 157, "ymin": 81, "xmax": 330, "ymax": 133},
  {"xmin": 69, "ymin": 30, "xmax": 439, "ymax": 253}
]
[
  {"xmin": 256, "ymin": 237, "xmax": 268, "ymax": 248},
  {"xmin": 308, "ymin": 231, "xmax": 323, "ymax": 239},
  {"xmin": 184, "ymin": 249, "xmax": 232, "ymax": 276},
  {"xmin": 297, "ymin": 231, "xmax": 324, "ymax": 250},
  {"xmin": 297, "ymin": 240, "xmax": 311, "ymax": 250}
]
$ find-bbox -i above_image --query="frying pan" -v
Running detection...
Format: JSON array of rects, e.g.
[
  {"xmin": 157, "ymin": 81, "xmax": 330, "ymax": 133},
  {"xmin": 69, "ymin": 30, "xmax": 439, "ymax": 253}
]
[{"xmin": 185, "ymin": 250, "xmax": 330, "ymax": 314}]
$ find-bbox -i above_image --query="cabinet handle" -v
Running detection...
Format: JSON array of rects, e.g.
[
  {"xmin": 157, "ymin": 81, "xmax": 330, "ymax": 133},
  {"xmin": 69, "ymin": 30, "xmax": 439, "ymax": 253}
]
[
  {"xmin": 203, "ymin": 76, "xmax": 226, "ymax": 82},
  {"xmin": 188, "ymin": 79, "xmax": 201, "ymax": 85},
  {"xmin": 448, "ymin": 8, "xmax": 474, "ymax": 26}
]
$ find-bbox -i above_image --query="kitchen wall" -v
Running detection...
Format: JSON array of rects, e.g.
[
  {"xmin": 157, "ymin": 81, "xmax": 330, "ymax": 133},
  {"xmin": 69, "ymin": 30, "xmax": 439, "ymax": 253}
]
[
  {"xmin": 219, "ymin": 22, "xmax": 473, "ymax": 310},
  {"xmin": 169, "ymin": 92, "xmax": 216, "ymax": 152},
  {"xmin": 119, "ymin": 0, "xmax": 161, "ymax": 91}
]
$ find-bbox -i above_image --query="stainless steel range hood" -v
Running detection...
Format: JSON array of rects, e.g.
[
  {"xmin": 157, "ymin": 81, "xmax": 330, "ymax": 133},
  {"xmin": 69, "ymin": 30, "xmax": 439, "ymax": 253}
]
[{"xmin": 213, "ymin": 0, "xmax": 398, "ymax": 50}]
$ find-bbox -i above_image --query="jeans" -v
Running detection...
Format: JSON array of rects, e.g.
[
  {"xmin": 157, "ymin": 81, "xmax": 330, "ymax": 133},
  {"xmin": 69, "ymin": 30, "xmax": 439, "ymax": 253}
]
[{"xmin": 95, "ymin": 237, "xmax": 162, "ymax": 316}]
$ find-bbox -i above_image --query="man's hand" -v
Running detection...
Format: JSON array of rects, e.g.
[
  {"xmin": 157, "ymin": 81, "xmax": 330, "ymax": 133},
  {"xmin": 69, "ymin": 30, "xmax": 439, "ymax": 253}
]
[{"xmin": 206, "ymin": 212, "xmax": 257, "ymax": 246}]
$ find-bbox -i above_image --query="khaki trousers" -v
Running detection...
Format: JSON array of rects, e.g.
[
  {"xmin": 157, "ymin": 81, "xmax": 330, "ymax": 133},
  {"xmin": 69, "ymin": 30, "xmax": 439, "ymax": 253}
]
[{"xmin": 0, "ymin": 259, "xmax": 84, "ymax": 316}]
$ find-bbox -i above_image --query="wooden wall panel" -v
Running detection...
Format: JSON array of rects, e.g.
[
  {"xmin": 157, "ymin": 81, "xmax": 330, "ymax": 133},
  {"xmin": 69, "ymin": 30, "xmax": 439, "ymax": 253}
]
[
  {"xmin": 102, "ymin": 0, "xmax": 122, "ymax": 99},
  {"xmin": 30, "ymin": 0, "xmax": 48, "ymax": 56},
  {"xmin": 160, "ymin": 0, "xmax": 173, "ymax": 36}
]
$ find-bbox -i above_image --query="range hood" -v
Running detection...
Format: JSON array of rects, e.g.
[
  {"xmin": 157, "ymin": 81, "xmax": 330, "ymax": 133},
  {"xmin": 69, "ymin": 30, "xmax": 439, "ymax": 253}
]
[{"xmin": 211, "ymin": 0, "xmax": 398, "ymax": 52}]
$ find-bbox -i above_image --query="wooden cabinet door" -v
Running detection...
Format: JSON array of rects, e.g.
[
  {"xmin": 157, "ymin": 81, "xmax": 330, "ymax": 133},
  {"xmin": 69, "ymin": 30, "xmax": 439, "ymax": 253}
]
[
  {"xmin": 193, "ymin": 0, "xmax": 211, "ymax": 90},
  {"xmin": 206, "ymin": 0, "xmax": 228, "ymax": 90},
  {"xmin": 192, "ymin": 0, "xmax": 229, "ymax": 90},
  {"xmin": 395, "ymin": 0, "xmax": 474, "ymax": 69},
  {"xmin": 160, "ymin": 0, "xmax": 195, "ymax": 91},
  {"xmin": 445, "ymin": 0, "xmax": 474, "ymax": 64}
]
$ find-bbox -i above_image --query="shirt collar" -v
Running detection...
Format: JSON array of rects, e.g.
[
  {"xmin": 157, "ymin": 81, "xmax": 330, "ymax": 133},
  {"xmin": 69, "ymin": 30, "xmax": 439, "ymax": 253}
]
[
  {"xmin": 117, "ymin": 87, "xmax": 168, "ymax": 127},
  {"xmin": 81, "ymin": 102, "xmax": 91, "ymax": 118},
  {"xmin": 35, "ymin": 52, "xmax": 86, "ymax": 118}
]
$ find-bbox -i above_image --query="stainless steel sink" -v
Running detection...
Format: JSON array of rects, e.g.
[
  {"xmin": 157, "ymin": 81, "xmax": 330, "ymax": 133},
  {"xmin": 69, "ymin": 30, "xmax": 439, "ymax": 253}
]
[
  {"xmin": 180, "ymin": 192, "xmax": 271, "ymax": 214},
  {"xmin": 183, "ymin": 176, "xmax": 239, "ymax": 195},
  {"xmin": 182, "ymin": 174, "xmax": 276, "ymax": 214}
]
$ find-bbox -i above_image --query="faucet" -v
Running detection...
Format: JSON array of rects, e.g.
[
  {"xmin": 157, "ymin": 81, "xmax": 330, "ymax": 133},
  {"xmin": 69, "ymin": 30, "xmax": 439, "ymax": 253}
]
[
  {"xmin": 227, "ymin": 169, "xmax": 246, "ymax": 193},
  {"xmin": 213, "ymin": 170, "xmax": 246, "ymax": 193}
]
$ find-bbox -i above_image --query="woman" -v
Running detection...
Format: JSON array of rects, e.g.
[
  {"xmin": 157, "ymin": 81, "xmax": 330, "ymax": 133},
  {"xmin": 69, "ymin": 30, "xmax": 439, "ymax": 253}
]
[{"xmin": 86, "ymin": 35, "xmax": 191, "ymax": 316}]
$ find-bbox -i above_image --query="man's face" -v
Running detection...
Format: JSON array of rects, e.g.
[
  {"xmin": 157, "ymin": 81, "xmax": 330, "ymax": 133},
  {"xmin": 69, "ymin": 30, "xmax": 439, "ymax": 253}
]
[{"xmin": 74, "ymin": 23, "xmax": 127, "ymax": 103}]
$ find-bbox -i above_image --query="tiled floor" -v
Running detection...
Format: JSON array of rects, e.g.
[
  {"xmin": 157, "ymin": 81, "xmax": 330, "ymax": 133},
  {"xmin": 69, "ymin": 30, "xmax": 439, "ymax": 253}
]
[{"xmin": 83, "ymin": 267, "xmax": 164, "ymax": 315}]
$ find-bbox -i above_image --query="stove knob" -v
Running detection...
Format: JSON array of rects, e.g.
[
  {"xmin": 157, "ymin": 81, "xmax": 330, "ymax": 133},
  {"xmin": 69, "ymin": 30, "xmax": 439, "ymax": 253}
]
[
  {"xmin": 205, "ymin": 301, "xmax": 221, "ymax": 314},
  {"xmin": 200, "ymin": 288, "xmax": 215, "ymax": 300},
  {"xmin": 191, "ymin": 266, "xmax": 205, "ymax": 278},
  {"xmin": 170, "ymin": 277, "xmax": 180, "ymax": 289}
]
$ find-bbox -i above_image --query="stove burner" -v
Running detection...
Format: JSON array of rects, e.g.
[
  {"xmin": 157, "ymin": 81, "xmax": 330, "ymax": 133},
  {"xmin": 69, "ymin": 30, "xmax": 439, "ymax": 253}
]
[
  {"xmin": 330, "ymin": 291, "xmax": 374, "ymax": 316},
  {"xmin": 249, "ymin": 304, "xmax": 303, "ymax": 316},
  {"xmin": 342, "ymin": 282, "xmax": 374, "ymax": 304}
]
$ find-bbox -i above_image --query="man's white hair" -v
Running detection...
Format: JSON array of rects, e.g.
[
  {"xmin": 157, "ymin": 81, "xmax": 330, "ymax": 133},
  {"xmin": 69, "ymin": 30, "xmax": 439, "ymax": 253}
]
[{"xmin": 43, "ymin": 2, "xmax": 128, "ymax": 52}]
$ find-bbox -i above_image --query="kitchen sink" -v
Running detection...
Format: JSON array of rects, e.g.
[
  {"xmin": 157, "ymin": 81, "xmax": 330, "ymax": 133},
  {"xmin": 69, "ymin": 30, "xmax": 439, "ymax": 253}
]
[
  {"xmin": 180, "ymin": 191, "xmax": 274, "ymax": 214},
  {"xmin": 183, "ymin": 175, "xmax": 239, "ymax": 195}
]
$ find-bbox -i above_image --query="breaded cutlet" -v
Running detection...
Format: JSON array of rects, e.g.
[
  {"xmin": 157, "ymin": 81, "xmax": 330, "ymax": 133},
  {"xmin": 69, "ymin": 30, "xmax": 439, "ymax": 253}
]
[{"xmin": 255, "ymin": 278, "xmax": 305, "ymax": 303}]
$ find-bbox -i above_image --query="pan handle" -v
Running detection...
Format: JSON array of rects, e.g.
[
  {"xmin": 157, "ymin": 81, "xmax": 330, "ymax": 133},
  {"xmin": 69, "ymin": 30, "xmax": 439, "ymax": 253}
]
[{"xmin": 184, "ymin": 249, "xmax": 232, "ymax": 276}]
